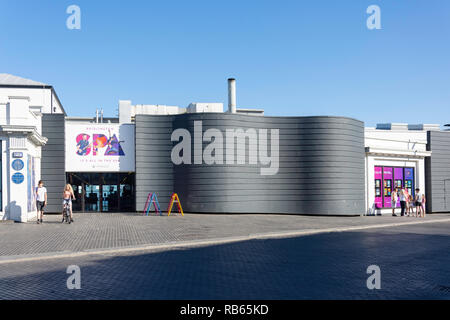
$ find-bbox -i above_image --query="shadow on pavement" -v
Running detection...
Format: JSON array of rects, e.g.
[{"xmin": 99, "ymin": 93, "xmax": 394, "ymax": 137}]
[{"xmin": 1, "ymin": 230, "xmax": 450, "ymax": 300}]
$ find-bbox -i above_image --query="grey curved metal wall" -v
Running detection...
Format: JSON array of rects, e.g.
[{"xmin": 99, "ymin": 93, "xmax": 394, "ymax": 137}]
[
  {"xmin": 425, "ymin": 131, "xmax": 450, "ymax": 213},
  {"xmin": 136, "ymin": 113, "xmax": 365, "ymax": 215},
  {"xmin": 135, "ymin": 115, "xmax": 174, "ymax": 211}
]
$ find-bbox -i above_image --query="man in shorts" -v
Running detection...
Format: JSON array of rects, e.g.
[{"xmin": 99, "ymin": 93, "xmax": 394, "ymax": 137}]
[
  {"xmin": 35, "ymin": 180, "xmax": 47, "ymax": 224},
  {"xmin": 415, "ymin": 188, "xmax": 425, "ymax": 218}
]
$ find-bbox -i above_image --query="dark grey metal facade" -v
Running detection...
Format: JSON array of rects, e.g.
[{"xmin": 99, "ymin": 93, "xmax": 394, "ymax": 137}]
[
  {"xmin": 426, "ymin": 131, "xmax": 450, "ymax": 213},
  {"xmin": 136, "ymin": 113, "xmax": 365, "ymax": 215},
  {"xmin": 41, "ymin": 114, "xmax": 66, "ymax": 213},
  {"xmin": 135, "ymin": 115, "xmax": 175, "ymax": 211}
]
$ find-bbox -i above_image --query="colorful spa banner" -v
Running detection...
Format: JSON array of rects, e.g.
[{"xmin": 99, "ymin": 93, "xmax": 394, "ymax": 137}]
[{"xmin": 65, "ymin": 123, "xmax": 135, "ymax": 172}]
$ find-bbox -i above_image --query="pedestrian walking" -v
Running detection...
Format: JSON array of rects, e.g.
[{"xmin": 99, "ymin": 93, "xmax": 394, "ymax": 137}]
[
  {"xmin": 399, "ymin": 188, "xmax": 407, "ymax": 217},
  {"xmin": 62, "ymin": 184, "xmax": 76, "ymax": 223},
  {"xmin": 35, "ymin": 180, "xmax": 47, "ymax": 224}
]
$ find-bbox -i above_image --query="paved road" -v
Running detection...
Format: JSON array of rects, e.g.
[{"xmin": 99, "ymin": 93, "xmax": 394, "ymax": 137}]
[
  {"xmin": 1, "ymin": 212, "xmax": 449, "ymax": 259},
  {"xmin": 1, "ymin": 222, "xmax": 449, "ymax": 299}
]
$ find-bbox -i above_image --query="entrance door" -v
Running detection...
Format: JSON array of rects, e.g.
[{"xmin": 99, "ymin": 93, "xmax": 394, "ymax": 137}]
[
  {"xmin": 66, "ymin": 172, "xmax": 135, "ymax": 212},
  {"xmin": 101, "ymin": 173, "xmax": 120, "ymax": 212},
  {"xmin": 119, "ymin": 173, "xmax": 135, "ymax": 212},
  {"xmin": 85, "ymin": 183, "xmax": 101, "ymax": 212}
]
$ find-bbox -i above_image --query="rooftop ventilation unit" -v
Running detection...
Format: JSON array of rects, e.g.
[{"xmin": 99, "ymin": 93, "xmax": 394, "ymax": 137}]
[
  {"xmin": 376, "ymin": 123, "xmax": 392, "ymax": 130},
  {"xmin": 407, "ymin": 124, "xmax": 424, "ymax": 131}
]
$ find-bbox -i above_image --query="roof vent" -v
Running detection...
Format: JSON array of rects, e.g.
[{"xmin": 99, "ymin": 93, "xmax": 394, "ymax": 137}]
[
  {"xmin": 376, "ymin": 123, "xmax": 391, "ymax": 130},
  {"xmin": 407, "ymin": 124, "xmax": 423, "ymax": 131}
]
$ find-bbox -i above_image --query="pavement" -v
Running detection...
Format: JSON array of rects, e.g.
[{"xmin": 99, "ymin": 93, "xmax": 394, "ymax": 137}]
[
  {"xmin": 1, "ymin": 212, "xmax": 450, "ymax": 262},
  {"xmin": 1, "ymin": 212, "xmax": 449, "ymax": 299}
]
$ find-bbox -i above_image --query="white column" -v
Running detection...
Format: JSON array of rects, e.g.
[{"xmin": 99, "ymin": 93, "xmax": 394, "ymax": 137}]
[
  {"xmin": 6, "ymin": 137, "xmax": 29, "ymax": 222},
  {"xmin": 366, "ymin": 156, "xmax": 376, "ymax": 215}
]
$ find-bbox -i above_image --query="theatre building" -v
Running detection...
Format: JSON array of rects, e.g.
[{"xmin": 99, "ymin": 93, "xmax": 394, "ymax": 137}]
[
  {"xmin": 64, "ymin": 107, "xmax": 366, "ymax": 217},
  {"xmin": 1, "ymin": 74, "xmax": 450, "ymax": 222}
]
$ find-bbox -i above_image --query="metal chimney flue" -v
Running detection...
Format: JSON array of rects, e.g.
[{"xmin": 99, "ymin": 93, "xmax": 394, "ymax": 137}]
[{"xmin": 228, "ymin": 78, "xmax": 236, "ymax": 114}]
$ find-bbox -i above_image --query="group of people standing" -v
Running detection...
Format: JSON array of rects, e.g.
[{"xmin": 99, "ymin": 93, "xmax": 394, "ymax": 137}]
[{"xmin": 391, "ymin": 187, "xmax": 426, "ymax": 217}]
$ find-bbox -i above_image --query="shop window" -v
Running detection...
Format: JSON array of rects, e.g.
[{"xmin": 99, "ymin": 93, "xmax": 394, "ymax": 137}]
[
  {"xmin": 384, "ymin": 179, "xmax": 392, "ymax": 197},
  {"xmin": 404, "ymin": 168, "xmax": 415, "ymax": 197},
  {"xmin": 375, "ymin": 179, "xmax": 381, "ymax": 197},
  {"xmin": 374, "ymin": 166, "xmax": 383, "ymax": 209}
]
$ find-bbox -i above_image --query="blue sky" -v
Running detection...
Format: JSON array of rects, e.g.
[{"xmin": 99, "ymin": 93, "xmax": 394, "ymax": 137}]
[{"xmin": 1, "ymin": 0, "xmax": 449, "ymax": 126}]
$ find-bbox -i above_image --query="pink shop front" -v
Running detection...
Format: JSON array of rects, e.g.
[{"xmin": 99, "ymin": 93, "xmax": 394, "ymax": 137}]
[{"xmin": 374, "ymin": 166, "xmax": 415, "ymax": 209}]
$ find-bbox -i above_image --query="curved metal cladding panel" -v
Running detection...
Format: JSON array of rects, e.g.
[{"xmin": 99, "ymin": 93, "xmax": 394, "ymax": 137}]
[
  {"xmin": 135, "ymin": 115, "xmax": 175, "ymax": 211},
  {"xmin": 171, "ymin": 113, "xmax": 366, "ymax": 215}
]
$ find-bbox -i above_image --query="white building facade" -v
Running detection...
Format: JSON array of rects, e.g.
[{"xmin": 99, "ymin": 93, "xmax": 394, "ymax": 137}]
[
  {"xmin": 0, "ymin": 74, "xmax": 65, "ymax": 222},
  {"xmin": 365, "ymin": 123, "xmax": 440, "ymax": 215}
]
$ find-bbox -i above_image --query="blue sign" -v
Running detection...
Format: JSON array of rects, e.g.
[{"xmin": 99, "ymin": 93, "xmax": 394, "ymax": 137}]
[
  {"xmin": 12, "ymin": 159, "xmax": 24, "ymax": 171},
  {"xmin": 12, "ymin": 173, "xmax": 25, "ymax": 184},
  {"xmin": 12, "ymin": 152, "xmax": 23, "ymax": 158}
]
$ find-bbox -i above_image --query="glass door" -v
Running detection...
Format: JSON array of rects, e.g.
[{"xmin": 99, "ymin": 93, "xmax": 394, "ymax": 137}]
[
  {"xmin": 85, "ymin": 183, "xmax": 100, "ymax": 212},
  {"xmin": 119, "ymin": 173, "xmax": 135, "ymax": 212},
  {"xmin": 67, "ymin": 173, "xmax": 86, "ymax": 212},
  {"xmin": 101, "ymin": 173, "xmax": 119, "ymax": 212},
  {"xmin": 66, "ymin": 172, "xmax": 135, "ymax": 212}
]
